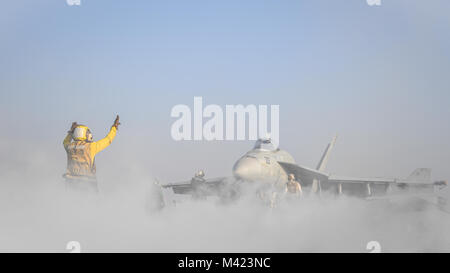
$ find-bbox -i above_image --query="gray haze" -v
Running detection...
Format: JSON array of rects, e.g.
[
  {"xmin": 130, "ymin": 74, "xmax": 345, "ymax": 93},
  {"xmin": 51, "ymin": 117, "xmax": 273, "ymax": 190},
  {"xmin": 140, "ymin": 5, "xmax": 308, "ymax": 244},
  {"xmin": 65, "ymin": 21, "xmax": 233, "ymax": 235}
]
[{"xmin": 1, "ymin": 137, "xmax": 450, "ymax": 252}]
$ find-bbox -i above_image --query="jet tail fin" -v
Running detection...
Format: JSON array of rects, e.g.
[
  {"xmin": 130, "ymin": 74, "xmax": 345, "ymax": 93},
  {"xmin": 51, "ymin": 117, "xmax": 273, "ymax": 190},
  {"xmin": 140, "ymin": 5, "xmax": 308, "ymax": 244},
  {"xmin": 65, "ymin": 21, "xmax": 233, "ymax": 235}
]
[
  {"xmin": 313, "ymin": 134, "xmax": 337, "ymax": 193},
  {"xmin": 405, "ymin": 168, "xmax": 432, "ymax": 183},
  {"xmin": 316, "ymin": 134, "xmax": 337, "ymax": 171}
]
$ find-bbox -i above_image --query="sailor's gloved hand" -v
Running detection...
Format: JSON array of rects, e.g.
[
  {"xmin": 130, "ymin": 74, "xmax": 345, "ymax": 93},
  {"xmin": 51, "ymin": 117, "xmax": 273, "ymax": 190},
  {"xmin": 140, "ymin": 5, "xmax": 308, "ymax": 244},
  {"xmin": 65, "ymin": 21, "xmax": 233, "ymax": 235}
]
[
  {"xmin": 113, "ymin": 115, "xmax": 121, "ymax": 129},
  {"xmin": 68, "ymin": 122, "xmax": 77, "ymax": 134}
]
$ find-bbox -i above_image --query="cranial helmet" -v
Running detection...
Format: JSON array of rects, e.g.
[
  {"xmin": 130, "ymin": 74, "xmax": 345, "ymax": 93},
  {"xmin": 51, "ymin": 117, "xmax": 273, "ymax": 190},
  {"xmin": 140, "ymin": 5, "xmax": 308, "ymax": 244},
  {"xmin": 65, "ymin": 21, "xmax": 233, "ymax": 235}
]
[
  {"xmin": 72, "ymin": 125, "xmax": 93, "ymax": 142},
  {"xmin": 195, "ymin": 170, "xmax": 205, "ymax": 178}
]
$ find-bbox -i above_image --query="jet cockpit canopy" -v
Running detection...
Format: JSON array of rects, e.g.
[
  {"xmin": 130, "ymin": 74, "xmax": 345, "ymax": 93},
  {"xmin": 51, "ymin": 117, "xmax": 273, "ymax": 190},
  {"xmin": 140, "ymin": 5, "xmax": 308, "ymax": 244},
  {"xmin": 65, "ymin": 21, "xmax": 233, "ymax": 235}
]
[{"xmin": 253, "ymin": 137, "xmax": 277, "ymax": 151}]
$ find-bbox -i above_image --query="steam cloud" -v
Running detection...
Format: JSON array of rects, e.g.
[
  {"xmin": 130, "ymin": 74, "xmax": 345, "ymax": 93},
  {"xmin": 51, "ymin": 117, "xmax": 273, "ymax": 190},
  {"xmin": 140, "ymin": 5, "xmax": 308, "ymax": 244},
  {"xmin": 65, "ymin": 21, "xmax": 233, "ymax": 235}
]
[{"xmin": 0, "ymin": 138, "xmax": 449, "ymax": 253}]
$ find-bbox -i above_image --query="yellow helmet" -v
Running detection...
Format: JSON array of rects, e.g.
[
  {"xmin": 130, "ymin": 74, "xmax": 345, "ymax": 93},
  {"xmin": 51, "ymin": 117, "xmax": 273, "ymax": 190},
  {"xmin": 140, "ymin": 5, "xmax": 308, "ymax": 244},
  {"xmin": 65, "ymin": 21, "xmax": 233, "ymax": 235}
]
[{"xmin": 72, "ymin": 125, "xmax": 93, "ymax": 142}]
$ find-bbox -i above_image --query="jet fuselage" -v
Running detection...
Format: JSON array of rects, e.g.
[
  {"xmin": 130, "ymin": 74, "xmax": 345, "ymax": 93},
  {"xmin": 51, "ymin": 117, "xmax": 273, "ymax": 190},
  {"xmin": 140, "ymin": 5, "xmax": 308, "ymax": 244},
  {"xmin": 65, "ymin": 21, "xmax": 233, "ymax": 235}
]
[{"xmin": 232, "ymin": 147, "xmax": 295, "ymax": 186}]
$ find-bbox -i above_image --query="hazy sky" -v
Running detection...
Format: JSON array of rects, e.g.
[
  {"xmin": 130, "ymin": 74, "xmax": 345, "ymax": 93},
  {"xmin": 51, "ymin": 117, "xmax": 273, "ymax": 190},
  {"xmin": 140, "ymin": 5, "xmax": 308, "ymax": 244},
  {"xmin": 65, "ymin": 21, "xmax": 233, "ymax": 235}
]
[{"xmin": 1, "ymin": 0, "xmax": 449, "ymax": 183}]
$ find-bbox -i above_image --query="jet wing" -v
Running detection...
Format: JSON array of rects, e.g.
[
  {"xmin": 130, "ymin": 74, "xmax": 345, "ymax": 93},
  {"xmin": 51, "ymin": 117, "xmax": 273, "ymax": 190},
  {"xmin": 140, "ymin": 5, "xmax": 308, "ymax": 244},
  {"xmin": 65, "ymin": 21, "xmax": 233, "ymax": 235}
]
[
  {"xmin": 328, "ymin": 168, "xmax": 433, "ymax": 186},
  {"xmin": 328, "ymin": 175, "xmax": 396, "ymax": 184},
  {"xmin": 278, "ymin": 162, "xmax": 438, "ymax": 195},
  {"xmin": 326, "ymin": 174, "xmax": 437, "ymax": 195},
  {"xmin": 279, "ymin": 162, "xmax": 433, "ymax": 185},
  {"xmin": 277, "ymin": 161, "xmax": 329, "ymax": 187},
  {"xmin": 162, "ymin": 177, "xmax": 230, "ymax": 196}
]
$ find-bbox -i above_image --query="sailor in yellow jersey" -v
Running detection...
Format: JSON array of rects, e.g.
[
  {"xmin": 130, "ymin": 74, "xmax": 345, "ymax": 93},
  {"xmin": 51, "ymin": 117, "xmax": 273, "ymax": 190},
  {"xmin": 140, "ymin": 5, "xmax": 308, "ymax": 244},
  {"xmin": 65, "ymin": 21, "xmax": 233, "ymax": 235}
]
[{"xmin": 63, "ymin": 115, "xmax": 120, "ymax": 192}]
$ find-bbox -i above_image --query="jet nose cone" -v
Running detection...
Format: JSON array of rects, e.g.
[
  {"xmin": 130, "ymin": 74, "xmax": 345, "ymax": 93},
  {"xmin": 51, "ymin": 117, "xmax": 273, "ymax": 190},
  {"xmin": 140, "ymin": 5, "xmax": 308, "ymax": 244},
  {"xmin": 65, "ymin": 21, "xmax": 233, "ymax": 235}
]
[{"xmin": 233, "ymin": 157, "xmax": 261, "ymax": 181}]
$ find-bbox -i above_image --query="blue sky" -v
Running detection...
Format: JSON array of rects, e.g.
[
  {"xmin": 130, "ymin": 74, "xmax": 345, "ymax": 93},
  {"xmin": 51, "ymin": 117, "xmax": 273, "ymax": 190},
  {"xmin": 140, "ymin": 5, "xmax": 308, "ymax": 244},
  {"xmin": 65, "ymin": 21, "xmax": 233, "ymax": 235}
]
[{"xmin": 1, "ymin": 0, "xmax": 449, "ymax": 181}]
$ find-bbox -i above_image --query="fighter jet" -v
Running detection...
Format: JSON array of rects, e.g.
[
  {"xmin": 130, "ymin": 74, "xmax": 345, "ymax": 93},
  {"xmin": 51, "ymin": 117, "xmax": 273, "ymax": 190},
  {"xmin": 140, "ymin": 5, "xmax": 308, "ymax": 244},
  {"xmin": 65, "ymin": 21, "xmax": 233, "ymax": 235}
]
[{"xmin": 163, "ymin": 135, "xmax": 447, "ymax": 201}]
